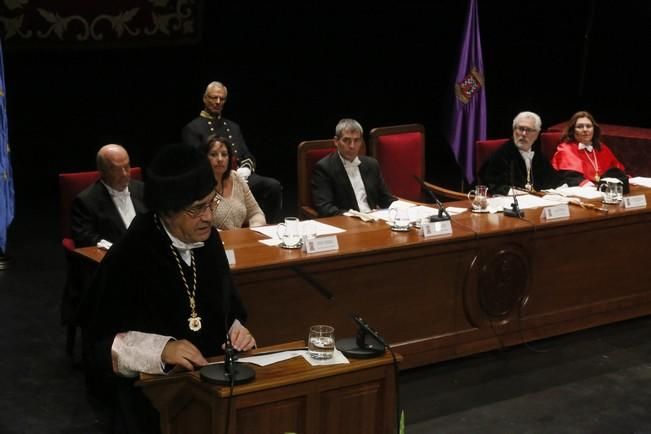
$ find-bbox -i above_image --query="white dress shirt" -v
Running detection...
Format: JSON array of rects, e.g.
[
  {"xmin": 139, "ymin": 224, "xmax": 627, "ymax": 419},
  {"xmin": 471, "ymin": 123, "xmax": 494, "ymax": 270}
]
[
  {"xmin": 102, "ymin": 181, "xmax": 137, "ymax": 229},
  {"xmin": 339, "ymin": 153, "xmax": 371, "ymax": 213}
]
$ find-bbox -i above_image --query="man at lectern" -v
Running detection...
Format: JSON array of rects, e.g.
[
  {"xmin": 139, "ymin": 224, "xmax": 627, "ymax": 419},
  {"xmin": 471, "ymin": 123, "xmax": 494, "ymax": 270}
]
[{"xmin": 82, "ymin": 144, "xmax": 256, "ymax": 433}]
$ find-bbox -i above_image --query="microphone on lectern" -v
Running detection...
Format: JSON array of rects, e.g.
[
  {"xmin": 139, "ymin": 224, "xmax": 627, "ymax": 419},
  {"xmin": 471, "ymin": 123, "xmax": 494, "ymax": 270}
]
[
  {"xmin": 413, "ymin": 176, "xmax": 451, "ymax": 222},
  {"xmin": 292, "ymin": 266, "xmax": 386, "ymax": 358},
  {"xmin": 199, "ymin": 274, "xmax": 256, "ymax": 385}
]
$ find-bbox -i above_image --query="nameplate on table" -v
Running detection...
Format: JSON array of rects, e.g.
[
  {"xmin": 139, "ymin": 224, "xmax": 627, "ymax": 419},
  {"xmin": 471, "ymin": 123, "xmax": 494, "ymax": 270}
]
[
  {"xmin": 540, "ymin": 204, "xmax": 570, "ymax": 220},
  {"xmin": 305, "ymin": 236, "xmax": 339, "ymax": 253},
  {"xmin": 225, "ymin": 249, "xmax": 236, "ymax": 266},
  {"xmin": 421, "ymin": 220, "xmax": 452, "ymax": 238},
  {"xmin": 623, "ymin": 195, "xmax": 647, "ymax": 209}
]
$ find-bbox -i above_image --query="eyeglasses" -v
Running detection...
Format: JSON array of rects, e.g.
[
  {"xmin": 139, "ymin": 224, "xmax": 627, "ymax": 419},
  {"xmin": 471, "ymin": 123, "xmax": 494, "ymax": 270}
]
[
  {"xmin": 184, "ymin": 194, "xmax": 220, "ymax": 218},
  {"xmin": 514, "ymin": 126, "xmax": 538, "ymax": 134},
  {"xmin": 575, "ymin": 123, "xmax": 594, "ymax": 130}
]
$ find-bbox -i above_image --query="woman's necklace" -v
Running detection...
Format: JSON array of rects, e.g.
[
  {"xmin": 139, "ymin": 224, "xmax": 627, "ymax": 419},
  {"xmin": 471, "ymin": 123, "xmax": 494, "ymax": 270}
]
[
  {"xmin": 155, "ymin": 215, "xmax": 202, "ymax": 332},
  {"xmin": 583, "ymin": 148, "xmax": 600, "ymax": 182}
]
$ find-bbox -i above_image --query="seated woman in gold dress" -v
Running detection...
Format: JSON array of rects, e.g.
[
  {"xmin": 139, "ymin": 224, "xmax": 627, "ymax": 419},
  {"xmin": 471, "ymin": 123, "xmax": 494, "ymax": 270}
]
[{"xmin": 201, "ymin": 135, "xmax": 266, "ymax": 229}]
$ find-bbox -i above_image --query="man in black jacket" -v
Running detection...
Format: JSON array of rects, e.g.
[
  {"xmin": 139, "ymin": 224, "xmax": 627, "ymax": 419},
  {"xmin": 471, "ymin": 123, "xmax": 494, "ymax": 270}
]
[
  {"xmin": 312, "ymin": 119, "xmax": 395, "ymax": 217},
  {"xmin": 181, "ymin": 81, "xmax": 282, "ymax": 222},
  {"xmin": 71, "ymin": 144, "xmax": 147, "ymax": 248}
]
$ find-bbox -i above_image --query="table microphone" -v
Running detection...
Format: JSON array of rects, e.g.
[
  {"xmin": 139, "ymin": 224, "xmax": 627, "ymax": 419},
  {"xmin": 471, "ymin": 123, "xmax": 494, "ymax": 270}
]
[
  {"xmin": 292, "ymin": 266, "xmax": 386, "ymax": 358},
  {"xmin": 413, "ymin": 176, "xmax": 451, "ymax": 222},
  {"xmin": 503, "ymin": 161, "xmax": 524, "ymax": 218}
]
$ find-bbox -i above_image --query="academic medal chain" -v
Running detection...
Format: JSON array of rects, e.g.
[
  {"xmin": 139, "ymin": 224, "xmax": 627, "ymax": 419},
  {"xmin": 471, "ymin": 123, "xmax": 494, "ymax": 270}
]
[
  {"xmin": 525, "ymin": 166, "xmax": 533, "ymax": 191},
  {"xmin": 155, "ymin": 214, "xmax": 202, "ymax": 332},
  {"xmin": 170, "ymin": 244, "xmax": 202, "ymax": 332},
  {"xmin": 584, "ymin": 149, "xmax": 600, "ymax": 182}
]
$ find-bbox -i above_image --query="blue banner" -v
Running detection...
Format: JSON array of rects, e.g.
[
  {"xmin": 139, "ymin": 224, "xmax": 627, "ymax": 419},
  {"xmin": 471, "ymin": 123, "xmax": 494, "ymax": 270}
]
[{"xmin": 0, "ymin": 39, "xmax": 14, "ymax": 252}]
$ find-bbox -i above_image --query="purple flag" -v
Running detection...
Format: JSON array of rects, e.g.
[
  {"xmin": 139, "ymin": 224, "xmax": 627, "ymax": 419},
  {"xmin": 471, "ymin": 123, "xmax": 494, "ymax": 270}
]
[{"xmin": 448, "ymin": 0, "xmax": 487, "ymax": 185}]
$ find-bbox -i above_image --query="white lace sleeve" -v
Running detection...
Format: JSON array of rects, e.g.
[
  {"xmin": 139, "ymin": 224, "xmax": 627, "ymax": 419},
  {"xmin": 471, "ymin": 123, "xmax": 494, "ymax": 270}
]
[{"xmin": 111, "ymin": 331, "xmax": 174, "ymax": 377}]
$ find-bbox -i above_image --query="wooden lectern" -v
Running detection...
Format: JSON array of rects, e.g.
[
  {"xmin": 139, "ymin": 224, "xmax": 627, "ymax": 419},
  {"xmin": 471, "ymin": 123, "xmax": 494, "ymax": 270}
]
[{"xmin": 138, "ymin": 341, "xmax": 401, "ymax": 434}]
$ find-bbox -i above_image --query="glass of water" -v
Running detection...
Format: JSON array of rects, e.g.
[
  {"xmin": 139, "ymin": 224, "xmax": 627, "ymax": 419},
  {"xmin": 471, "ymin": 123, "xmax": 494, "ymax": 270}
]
[{"xmin": 308, "ymin": 325, "xmax": 335, "ymax": 360}]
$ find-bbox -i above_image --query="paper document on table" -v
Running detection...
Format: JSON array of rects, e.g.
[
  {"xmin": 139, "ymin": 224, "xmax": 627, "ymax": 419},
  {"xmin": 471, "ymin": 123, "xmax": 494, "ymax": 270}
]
[
  {"xmin": 445, "ymin": 206, "xmax": 468, "ymax": 215},
  {"xmin": 238, "ymin": 349, "xmax": 307, "ymax": 366},
  {"xmin": 344, "ymin": 209, "xmax": 378, "ymax": 222},
  {"xmin": 629, "ymin": 177, "xmax": 651, "ymax": 188},
  {"xmin": 252, "ymin": 221, "xmax": 345, "ymax": 241},
  {"xmin": 388, "ymin": 199, "xmax": 416, "ymax": 209},
  {"xmin": 486, "ymin": 194, "xmax": 562, "ymax": 213},
  {"xmin": 301, "ymin": 348, "xmax": 350, "ymax": 366},
  {"xmin": 542, "ymin": 186, "xmax": 602, "ymax": 200}
]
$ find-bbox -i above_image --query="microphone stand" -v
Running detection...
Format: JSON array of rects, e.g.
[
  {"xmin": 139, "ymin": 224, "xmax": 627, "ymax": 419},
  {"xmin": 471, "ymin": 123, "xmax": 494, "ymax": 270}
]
[
  {"xmin": 292, "ymin": 266, "xmax": 385, "ymax": 358},
  {"xmin": 413, "ymin": 176, "xmax": 451, "ymax": 222},
  {"xmin": 201, "ymin": 276, "xmax": 256, "ymax": 386},
  {"xmin": 503, "ymin": 188, "xmax": 524, "ymax": 217},
  {"xmin": 503, "ymin": 162, "xmax": 524, "ymax": 218},
  {"xmin": 200, "ymin": 334, "xmax": 256, "ymax": 385}
]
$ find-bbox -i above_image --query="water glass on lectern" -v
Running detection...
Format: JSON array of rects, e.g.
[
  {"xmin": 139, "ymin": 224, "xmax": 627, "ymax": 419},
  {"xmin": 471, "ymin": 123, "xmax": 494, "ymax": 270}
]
[{"xmin": 308, "ymin": 325, "xmax": 335, "ymax": 360}]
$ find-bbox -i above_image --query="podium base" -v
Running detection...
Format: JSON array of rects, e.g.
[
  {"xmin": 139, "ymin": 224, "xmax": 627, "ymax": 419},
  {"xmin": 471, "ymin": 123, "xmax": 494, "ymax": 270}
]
[
  {"xmin": 336, "ymin": 336, "xmax": 384, "ymax": 359},
  {"xmin": 200, "ymin": 363, "xmax": 256, "ymax": 385}
]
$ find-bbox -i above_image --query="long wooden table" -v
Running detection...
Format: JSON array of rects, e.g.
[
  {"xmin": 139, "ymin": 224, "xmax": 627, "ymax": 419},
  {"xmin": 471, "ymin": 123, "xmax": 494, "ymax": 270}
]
[{"xmin": 75, "ymin": 187, "xmax": 651, "ymax": 369}]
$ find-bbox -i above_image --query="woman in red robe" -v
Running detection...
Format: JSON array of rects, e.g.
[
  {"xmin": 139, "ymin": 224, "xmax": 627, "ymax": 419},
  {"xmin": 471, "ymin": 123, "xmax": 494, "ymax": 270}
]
[{"xmin": 551, "ymin": 111, "xmax": 626, "ymax": 187}]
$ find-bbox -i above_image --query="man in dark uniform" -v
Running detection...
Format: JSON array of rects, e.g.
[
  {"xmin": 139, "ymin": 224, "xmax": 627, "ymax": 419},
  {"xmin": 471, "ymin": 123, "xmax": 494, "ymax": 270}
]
[{"xmin": 181, "ymin": 81, "xmax": 283, "ymax": 222}]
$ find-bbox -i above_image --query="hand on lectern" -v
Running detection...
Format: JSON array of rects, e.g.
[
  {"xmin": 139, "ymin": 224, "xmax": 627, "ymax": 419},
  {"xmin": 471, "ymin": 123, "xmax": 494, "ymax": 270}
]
[{"xmin": 161, "ymin": 339, "xmax": 208, "ymax": 371}]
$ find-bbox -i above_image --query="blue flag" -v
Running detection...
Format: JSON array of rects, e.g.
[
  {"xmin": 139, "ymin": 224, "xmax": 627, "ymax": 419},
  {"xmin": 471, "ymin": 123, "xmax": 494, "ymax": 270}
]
[
  {"xmin": 0, "ymin": 40, "xmax": 14, "ymax": 252},
  {"xmin": 447, "ymin": 0, "xmax": 487, "ymax": 185}
]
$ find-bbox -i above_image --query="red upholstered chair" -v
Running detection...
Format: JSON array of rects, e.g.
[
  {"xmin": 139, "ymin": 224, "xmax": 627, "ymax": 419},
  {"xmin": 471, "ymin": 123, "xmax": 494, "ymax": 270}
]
[
  {"xmin": 296, "ymin": 139, "xmax": 367, "ymax": 219},
  {"xmin": 369, "ymin": 124, "xmax": 426, "ymax": 202},
  {"xmin": 540, "ymin": 131, "xmax": 562, "ymax": 161},
  {"xmin": 58, "ymin": 167, "xmax": 142, "ymax": 355}
]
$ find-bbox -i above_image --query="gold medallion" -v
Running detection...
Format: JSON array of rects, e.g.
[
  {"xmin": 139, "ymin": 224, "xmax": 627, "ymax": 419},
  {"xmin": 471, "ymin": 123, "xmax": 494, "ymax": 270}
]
[
  {"xmin": 189, "ymin": 315, "xmax": 202, "ymax": 332},
  {"xmin": 595, "ymin": 173, "xmax": 600, "ymax": 182}
]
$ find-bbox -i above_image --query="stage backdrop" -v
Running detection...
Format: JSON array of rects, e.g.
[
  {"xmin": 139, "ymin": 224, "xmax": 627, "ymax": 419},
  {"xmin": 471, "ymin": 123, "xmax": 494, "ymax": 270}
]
[{"xmin": 0, "ymin": 0, "xmax": 203, "ymax": 49}]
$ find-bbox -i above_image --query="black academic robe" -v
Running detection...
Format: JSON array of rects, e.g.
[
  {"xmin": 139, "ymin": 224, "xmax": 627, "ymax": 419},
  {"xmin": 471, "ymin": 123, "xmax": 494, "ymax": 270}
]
[
  {"xmin": 311, "ymin": 152, "xmax": 395, "ymax": 217},
  {"xmin": 477, "ymin": 140, "xmax": 563, "ymax": 196},
  {"xmin": 71, "ymin": 180, "xmax": 147, "ymax": 247},
  {"xmin": 82, "ymin": 212, "xmax": 247, "ymax": 434}
]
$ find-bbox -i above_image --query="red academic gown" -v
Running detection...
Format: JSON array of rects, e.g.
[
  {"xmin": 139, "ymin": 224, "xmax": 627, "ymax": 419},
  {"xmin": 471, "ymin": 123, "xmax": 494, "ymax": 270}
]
[{"xmin": 551, "ymin": 141, "xmax": 625, "ymax": 185}]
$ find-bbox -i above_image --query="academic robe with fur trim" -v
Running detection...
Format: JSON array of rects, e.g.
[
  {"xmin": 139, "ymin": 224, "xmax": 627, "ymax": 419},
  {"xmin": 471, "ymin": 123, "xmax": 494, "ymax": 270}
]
[
  {"xmin": 551, "ymin": 141, "xmax": 626, "ymax": 186},
  {"xmin": 82, "ymin": 212, "xmax": 247, "ymax": 434},
  {"xmin": 477, "ymin": 140, "xmax": 563, "ymax": 196},
  {"xmin": 311, "ymin": 152, "xmax": 395, "ymax": 217}
]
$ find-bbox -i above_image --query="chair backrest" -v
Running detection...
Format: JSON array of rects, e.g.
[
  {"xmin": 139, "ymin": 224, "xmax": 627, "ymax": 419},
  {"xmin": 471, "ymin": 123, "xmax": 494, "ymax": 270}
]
[
  {"xmin": 58, "ymin": 167, "xmax": 142, "ymax": 246},
  {"xmin": 296, "ymin": 139, "xmax": 369, "ymax": 218},
  {"xmin": 297, "ymin": 140, "xmax": 336, "ymax": 219},
  {"xmin": 475, "ymin": 139, "xmax": 509, "ymax": 174},
  {"xmin": 369, "ymin": 123, "xmax": 425, "ymax": 201},
  {"xmin": 540, "ymin": 131, "xmax": 562, "ymax": 161}
]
